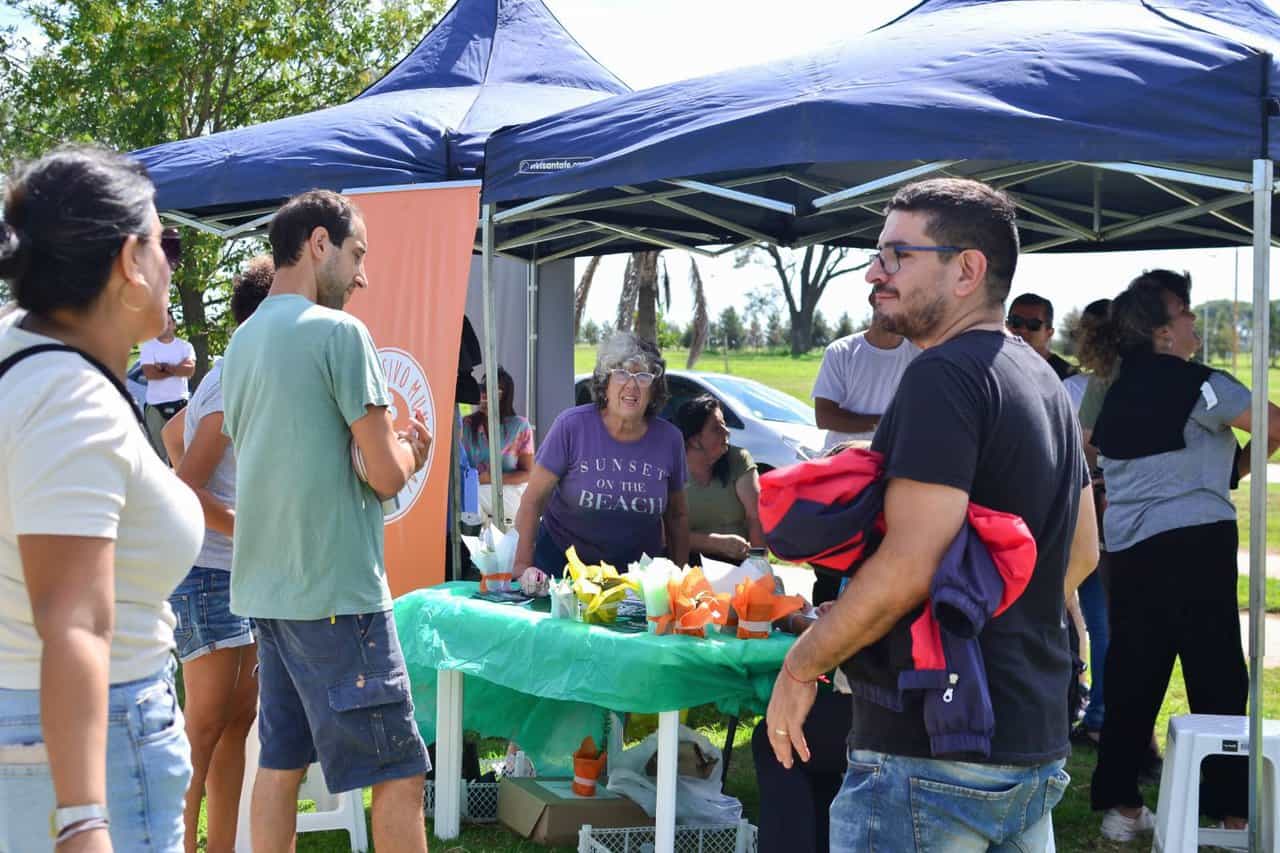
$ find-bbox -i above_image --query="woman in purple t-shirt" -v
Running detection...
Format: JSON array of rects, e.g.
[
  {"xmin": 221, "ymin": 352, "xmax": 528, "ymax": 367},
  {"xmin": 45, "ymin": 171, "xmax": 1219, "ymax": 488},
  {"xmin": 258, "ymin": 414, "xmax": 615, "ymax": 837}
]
[{"xmin": 514, "ymin": 333, "xmax": 690, "ymax": 585}]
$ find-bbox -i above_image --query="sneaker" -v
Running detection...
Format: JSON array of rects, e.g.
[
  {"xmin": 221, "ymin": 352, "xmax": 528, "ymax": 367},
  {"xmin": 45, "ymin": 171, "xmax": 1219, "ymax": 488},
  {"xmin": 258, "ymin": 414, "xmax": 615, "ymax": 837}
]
[{"xmin": 1100, "ymin": 806, "xmax": 1156, "ymax": 842}]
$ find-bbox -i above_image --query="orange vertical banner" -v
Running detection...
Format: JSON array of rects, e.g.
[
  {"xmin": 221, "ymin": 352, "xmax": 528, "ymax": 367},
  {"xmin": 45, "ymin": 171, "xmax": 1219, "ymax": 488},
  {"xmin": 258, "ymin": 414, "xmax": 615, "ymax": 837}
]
[{"xmin": 344, "ymin": 184, "xmax": 479, "ymax": 596}]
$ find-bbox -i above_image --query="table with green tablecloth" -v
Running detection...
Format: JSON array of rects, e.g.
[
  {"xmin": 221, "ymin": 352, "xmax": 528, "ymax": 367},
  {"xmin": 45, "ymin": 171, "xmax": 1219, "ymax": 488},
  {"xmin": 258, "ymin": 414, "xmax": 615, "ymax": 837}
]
[{"xmin": 392, "ymin": 581, "xmax": 794, "ymax": 851}]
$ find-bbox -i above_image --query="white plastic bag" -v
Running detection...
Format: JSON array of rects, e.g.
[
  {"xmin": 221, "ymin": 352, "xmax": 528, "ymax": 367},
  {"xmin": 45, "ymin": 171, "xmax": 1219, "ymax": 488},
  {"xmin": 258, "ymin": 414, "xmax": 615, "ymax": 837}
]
[{"xmin": 605, "ymin": 725, "xmax": 743, "ymax": 824}]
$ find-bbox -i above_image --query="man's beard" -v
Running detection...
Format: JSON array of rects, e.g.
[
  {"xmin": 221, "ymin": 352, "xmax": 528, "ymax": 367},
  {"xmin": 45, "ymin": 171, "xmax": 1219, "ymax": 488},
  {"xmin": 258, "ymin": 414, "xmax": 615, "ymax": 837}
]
[
  {"xmin": 874, "ymin": 289, "xmax": 947, "ymax": 342},
  {"xmin": 316, "ymin": 263, "xmax": 350, "ymax": 310}
]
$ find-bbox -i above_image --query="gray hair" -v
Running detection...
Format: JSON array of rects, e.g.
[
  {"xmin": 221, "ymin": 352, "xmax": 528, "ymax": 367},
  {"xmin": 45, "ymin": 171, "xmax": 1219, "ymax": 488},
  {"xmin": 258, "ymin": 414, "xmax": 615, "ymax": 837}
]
[{"xmin": 589, "ymin": 331, "xmax": 669, "ymax": 418}]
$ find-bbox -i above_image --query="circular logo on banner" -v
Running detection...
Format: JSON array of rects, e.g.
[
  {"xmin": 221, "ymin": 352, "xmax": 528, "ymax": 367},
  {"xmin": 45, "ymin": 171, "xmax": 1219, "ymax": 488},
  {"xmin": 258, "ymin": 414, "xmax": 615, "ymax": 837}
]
[{"xmin": 378, "ymin": 347, "xmax": 436, "ymax": 524}]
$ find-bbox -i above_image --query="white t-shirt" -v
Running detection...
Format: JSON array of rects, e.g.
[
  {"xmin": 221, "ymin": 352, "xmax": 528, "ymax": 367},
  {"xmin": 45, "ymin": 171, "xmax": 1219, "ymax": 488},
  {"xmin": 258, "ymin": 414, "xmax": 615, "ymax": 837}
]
[
  {"xmin": 0, "ymin": 307, "xmax": 203, "ymax": 689},
  {"xmin": 139, "ymin": 335, "xmax": 195, "ymax": 404},
  {"xmin": 1063, "ymin": 372, "xmax": 1088, "ymax": 414},
  {"xmin": 811, "ymin": 331, "xmax": 921, "ymax": 449}
]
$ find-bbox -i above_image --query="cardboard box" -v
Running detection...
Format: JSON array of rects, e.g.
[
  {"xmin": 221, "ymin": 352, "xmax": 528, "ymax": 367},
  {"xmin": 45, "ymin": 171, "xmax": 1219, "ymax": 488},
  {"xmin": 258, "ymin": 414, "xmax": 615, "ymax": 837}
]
[{"xmin": 498, "ymin": 777, "xmax": 652, "ymax": 846}]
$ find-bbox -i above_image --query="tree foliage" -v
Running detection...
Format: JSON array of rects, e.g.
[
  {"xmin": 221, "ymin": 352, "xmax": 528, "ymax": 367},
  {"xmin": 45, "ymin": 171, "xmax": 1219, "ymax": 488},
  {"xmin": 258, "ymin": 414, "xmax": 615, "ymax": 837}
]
[
  {"xmin": 735, "ymin": 244, "xmax": 865, "ymax": 355},
  {"xmin": 2, "ymin": 0, "xmax": 444, "ymax": 378}
]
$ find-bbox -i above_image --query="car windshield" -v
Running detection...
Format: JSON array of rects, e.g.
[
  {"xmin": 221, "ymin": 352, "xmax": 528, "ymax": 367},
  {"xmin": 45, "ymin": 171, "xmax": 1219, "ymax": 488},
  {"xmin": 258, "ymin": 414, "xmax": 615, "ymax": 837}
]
[{"xmin": 699, "ymin": 375, "xmax": 815, "ymax": 426}]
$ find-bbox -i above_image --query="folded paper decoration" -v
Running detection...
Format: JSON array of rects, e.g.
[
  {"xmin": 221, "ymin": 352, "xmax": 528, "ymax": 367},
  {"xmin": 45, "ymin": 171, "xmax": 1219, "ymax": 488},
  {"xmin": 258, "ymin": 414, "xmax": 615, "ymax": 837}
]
[
  {"xmin": 572, "ymin": 736, "xmax": 607, "ymax": 797},
  {"xmin": 731, "ymin": 575, "xmax": 805, "ymax": 639},
  {"xmin": 650, "ymin": 566, "xmax": 732, "ymax": 638}
]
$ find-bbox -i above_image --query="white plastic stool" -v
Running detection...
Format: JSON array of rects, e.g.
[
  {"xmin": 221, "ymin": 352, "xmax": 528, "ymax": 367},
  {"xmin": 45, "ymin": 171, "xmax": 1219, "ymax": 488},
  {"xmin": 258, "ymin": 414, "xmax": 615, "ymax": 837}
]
[
  {"xmin": 1153, "ymin": 714, "xmax": 1280, "ymax": 852},
  {"xmin": 233, "ymin": 717, "xmax": 369, "ymax": 852}
]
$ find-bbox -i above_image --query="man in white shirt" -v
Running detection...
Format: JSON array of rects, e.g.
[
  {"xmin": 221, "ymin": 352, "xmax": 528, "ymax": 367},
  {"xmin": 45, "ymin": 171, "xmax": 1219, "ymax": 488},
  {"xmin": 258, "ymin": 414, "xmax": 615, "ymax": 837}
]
[
  {"xmin": 140, "ymin": 310, "xmax": 195, "ymax": 462},
  {"xmin": 811, "ymin": 291, "xmax": 920, "ymax": 450}
]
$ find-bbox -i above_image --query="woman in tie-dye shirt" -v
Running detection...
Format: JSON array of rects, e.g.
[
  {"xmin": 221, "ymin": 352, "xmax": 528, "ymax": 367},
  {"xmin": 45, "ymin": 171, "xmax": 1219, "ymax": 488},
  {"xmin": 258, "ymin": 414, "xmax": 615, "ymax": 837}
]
[{"xmin": 461, "ymin": 366, "xmax": 534, "ymax": 525}]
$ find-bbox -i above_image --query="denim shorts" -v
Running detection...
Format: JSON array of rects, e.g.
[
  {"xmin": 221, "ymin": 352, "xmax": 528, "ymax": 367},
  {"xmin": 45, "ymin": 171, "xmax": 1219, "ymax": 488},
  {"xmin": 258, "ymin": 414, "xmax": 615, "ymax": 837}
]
[
  {"xmin": 830, "ymin": 748, "xmax": 1068, "ymax": 852},
  {"xmin": 169, "ymin": 566, "xmax": 254, "ymax": 663},
  {"xmin": 0, "ymin": 661, "xmax": 191, "ymax": 852},
  {"xmin": 255, "ymin": 611, "xmax": 429, "ymax": 793}
]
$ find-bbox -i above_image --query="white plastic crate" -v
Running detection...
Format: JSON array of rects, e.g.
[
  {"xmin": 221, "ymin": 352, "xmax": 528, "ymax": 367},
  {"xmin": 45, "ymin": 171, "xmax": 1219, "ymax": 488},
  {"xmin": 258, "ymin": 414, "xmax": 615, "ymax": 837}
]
[
  {"xmin": 578, "ymin": 821, "xmax": 756, "ymax": 853},
  {"xmin": 422, "ymin": 779, "xmax": 500, "ymax": 824}
]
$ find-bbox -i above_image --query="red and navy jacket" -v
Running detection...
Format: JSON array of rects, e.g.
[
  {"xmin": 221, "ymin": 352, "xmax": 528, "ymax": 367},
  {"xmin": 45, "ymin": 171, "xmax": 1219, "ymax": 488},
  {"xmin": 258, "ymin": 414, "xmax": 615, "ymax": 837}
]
[{"xmin": 759, "ymin": 448, "xmax": 1037, "ymax": 758}]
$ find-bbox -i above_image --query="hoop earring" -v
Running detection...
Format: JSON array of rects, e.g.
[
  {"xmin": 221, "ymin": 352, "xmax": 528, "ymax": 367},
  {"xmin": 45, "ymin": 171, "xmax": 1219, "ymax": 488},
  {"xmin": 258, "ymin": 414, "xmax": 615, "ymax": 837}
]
[{"xmin": 120, "ymin": 279, "xmax": 151, "ymax": 312}]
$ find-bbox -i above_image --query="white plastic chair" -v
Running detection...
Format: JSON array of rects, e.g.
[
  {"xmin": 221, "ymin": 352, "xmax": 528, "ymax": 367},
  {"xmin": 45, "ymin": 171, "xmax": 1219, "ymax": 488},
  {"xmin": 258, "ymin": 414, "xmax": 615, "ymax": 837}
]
[
  {"xmin": 1153, "ymin": 714, "xmax": 1279, "ymax": 852},
  {"xmin": 233, "ymin": 717, "xmax": 369, "ymax": 852}
]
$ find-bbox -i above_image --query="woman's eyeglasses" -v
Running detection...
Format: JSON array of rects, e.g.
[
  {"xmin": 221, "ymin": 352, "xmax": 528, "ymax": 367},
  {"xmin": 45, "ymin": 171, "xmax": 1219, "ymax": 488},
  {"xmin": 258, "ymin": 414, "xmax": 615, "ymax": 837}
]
[
  {"xmin": 610, "ymin": 368, "xmax": 655, "ymax": 388},
  {"xmin": 160, "ymin": 228, "xmax": 182, "ymax": 271}
]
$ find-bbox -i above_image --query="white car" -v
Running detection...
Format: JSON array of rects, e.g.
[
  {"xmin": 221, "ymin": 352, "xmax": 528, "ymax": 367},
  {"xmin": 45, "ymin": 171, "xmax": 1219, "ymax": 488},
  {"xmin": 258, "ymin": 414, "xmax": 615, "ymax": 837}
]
[{"xmin": 574, "ymin": 369, "xmax": 825, "ymax": 472}]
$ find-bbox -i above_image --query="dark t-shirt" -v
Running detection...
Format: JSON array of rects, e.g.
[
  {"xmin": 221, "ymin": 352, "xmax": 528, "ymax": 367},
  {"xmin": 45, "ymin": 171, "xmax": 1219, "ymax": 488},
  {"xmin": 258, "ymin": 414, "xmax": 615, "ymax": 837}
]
[{"xmin": 856, "ymin": 330, "xmax": 1088, "ymax": 764}]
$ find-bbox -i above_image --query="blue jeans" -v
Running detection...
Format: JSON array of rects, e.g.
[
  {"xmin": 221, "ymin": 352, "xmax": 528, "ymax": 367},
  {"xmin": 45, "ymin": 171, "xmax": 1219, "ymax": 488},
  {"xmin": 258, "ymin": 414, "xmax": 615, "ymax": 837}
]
[
  {"xmin": 830, "ymin": 749, "xmax": 1068, "ymax": 852},
  {"xmin": 0, "ymin": 662, "xmax": 191, "ymax": 852},
  {"xmin": 1077, "ymin": 568, "xmax": 1108, "ymax": 731},
  {"xmin": 169, "ymin": 566, "xmax": 253, "ymax": 663}
]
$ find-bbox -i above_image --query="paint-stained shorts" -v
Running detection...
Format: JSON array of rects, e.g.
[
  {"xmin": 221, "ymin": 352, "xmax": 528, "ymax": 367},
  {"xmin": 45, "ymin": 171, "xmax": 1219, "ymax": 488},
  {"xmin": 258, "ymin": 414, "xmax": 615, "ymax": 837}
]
[{"xmin": 254, "ymin": 611, "xmax": 429, "ymax": 793}]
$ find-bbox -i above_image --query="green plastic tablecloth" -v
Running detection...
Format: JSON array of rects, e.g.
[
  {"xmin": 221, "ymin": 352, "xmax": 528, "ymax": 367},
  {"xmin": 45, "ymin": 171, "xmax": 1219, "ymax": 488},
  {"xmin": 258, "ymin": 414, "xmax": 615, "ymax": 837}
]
[{"xmin": 393, "ymin": 582, "xmax": 793, "ymax": 774}]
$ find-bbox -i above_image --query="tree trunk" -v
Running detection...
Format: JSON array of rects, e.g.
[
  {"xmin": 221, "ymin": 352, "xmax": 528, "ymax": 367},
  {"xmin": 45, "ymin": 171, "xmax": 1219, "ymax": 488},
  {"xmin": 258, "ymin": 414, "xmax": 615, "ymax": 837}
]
[
  {"xmin": 687, "ymin": 258, "xmax": 709, "ymax": 368},
  {"xmin": 789, "ymin": 315, "xmax": 813, "ymax": 356},
  {"xmin": 574, "ymin": 256, "xmax": 600, "ymax": 337},
  {"xmin": 633, "ymin": 251, "xmax": 660, "ymax": 343},
  {"xmin": 616, "ymin": 254, "xmax": 641, "ymax": 331}
]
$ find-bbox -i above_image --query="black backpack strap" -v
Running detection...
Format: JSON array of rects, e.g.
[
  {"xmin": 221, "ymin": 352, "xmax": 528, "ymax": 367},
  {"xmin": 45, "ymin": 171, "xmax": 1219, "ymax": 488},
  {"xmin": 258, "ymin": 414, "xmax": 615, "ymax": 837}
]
[{"xmin": 0, "ymin": 344, "xmax": 146, "ymax": 429}]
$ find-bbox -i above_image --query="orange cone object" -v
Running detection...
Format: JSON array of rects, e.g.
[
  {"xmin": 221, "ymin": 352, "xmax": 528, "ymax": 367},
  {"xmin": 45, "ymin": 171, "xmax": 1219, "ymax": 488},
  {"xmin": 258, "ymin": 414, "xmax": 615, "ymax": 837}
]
[
  {"xmin": 572, "ymin": 736, "xmax": 607, "ymax": 796},
  {"xmin": 731, "ymin": 575, "xmax": 806, "ymax": 638}
]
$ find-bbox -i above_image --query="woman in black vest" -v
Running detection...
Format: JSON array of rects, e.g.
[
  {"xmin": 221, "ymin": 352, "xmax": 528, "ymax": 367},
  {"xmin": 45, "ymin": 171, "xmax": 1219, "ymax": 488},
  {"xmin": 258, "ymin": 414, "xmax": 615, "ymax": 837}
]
[{"xmin": 1087, "ymin": 270, "xmax": 1280, "ymax": 842}]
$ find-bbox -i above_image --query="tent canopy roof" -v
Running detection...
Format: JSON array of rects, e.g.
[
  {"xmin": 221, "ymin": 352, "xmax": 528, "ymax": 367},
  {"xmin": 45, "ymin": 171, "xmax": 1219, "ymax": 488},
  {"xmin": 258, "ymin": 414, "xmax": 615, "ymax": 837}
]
[
  {"xmin": 133, "ymin": 0, "xmax": 628, "ymax": 228},
  {"xmin": 479, "ymin": 0, "xmax": 1280, "ymax": 261}
]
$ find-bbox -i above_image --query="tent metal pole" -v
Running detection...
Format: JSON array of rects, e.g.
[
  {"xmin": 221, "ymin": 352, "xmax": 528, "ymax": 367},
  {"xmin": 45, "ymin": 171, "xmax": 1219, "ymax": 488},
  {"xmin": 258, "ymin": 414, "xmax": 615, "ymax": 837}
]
[
  {"xmin": 1100, "ymin": 193, "xmax": 1253, "ymax": 241},
  {"xmin": 449, "ymin": 408, "xmax": 462, "ymax": 581},
  {"xmin": 526, "ymin": 247, "xmax": 539, "ymax": 432},
  {"xmin": 1247, "ymin": 157, "xmax": 1272, "ymax": 853},
  {"xmin": 1089, "ymin": 161, "xmax": 1253, "ymax": 193},
  {"xmin": 482, "ymin": 203, "xmax": 506, "ymax": 532}
]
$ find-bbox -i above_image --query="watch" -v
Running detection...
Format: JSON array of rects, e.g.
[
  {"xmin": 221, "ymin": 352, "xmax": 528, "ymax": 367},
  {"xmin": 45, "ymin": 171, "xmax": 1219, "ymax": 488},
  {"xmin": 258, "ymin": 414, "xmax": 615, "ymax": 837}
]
[{"xmin": 50, "ymin": 804, "xmax": 110, "ymax": 837}]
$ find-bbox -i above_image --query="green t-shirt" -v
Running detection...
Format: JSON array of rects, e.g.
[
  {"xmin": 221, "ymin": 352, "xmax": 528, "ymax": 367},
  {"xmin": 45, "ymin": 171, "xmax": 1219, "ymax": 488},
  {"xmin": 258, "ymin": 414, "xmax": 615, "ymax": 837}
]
[
  {"xmin": 1077, "ymin": 371, "xmax": 1116, "ymax": 432},
  {"xmin": 221, "ymin": 295, "xmax": 392, "ymax": 620},
  {"xmin": 686, "ymin": 446, "xmax": 757, "ymax": 540}
]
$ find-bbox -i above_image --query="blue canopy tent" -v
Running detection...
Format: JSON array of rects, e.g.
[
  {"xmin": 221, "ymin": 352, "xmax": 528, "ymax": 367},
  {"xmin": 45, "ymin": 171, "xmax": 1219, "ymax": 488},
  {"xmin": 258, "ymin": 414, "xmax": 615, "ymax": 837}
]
[
  {"xmin": 132, "ymin": 0, "xmax": 629, "ymax": 235},
  {"xmin": 476, "ymin": 2, "xmax": 1278, "ymax": 848}
]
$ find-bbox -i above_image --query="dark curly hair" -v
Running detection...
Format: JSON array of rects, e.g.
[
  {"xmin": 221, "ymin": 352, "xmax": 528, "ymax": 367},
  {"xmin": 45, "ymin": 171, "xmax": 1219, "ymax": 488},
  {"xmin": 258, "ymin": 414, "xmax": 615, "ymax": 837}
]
[
  {"xmin": 674, "ymin": 395, "xmax": 730, "ymax": 485},
  {"xmin": 231, "ymin": 255, "xmax": 274, "ymax": 325},
  {"xmin": 588, "ymin": 331, "xmax": 669, "ymax": 419}
]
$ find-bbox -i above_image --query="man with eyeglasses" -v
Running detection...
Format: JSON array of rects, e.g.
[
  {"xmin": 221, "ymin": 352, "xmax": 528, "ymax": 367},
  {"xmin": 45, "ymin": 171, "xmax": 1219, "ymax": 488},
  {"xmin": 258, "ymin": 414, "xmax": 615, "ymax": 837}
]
[
  {"xmin": 767, "ymin": 178, "xmax": 1098, "ymax": 852},
  {"xmin": 812, "ymin": 290, "xmax": 920, "ymax": 450},
  {"xmin": 139, "ymin": 304, "xmax": 196, "ymax": 464},
  {"xmin": 1007, "ymin": 292, "xmax": 1079, "ymax": 381}
]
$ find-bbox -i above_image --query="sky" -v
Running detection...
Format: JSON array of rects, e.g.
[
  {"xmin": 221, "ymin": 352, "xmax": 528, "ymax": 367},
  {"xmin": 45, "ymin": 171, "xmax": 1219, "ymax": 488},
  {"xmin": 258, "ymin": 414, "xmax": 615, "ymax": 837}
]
[{"xmin": 2, "ymin": 0, "xmax": 1277, "ymax": 331}]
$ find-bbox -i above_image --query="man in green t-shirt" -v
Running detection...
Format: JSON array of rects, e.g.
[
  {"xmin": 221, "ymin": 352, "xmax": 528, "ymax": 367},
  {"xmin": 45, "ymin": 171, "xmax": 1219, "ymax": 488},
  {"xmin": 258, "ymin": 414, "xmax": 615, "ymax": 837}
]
[{"xmin": 222, "ymin": 190, "xmax": 432, "ymax": 852}]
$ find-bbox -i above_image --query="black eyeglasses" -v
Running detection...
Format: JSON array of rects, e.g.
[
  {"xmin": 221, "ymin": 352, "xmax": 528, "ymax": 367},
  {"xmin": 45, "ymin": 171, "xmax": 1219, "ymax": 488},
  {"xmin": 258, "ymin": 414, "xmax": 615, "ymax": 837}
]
[
  {"xmin": 160, "ymin": 228, "xmax": 182, "ymax": 271},
  {"xmin": 1006, "ymin": 315, "xmax": 1047, "ymax": 332},
  {"xmin": 872, "ymin": 244, "xmax": 967, "ymax": 276}
]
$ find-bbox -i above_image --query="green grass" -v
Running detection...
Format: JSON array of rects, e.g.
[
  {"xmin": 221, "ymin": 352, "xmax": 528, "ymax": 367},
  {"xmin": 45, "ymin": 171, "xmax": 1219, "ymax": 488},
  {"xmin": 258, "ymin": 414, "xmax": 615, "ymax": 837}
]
[
  {"xmin": 1237, "ymin": 574, "xmax": 1280, "ymax": 613},
  {"xmin": 189, "ymin": 664, "xmax": 1279, "ymax": 852},
  {"xmin": 1229, "ymin": 483, "xmax": 1280, "ymax": 556}
]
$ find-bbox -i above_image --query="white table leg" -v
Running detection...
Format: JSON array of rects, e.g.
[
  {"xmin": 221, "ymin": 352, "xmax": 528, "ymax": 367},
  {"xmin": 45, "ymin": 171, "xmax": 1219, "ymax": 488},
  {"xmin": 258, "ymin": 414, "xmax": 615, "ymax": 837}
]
[
  {"xmin": 434, "ymin": 669, "xmax": 464, "ymax": 840},
  {"xmin": 654, "ymin": 710, "xmax": 679, "ymax": 853}
]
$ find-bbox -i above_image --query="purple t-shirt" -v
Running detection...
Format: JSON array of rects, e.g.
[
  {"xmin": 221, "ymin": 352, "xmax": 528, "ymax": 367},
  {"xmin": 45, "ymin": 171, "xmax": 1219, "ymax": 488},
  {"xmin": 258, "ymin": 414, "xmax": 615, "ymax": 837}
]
[{"xmin": 536, "ymin": 404, "xmax": 688, "ymax": 567}]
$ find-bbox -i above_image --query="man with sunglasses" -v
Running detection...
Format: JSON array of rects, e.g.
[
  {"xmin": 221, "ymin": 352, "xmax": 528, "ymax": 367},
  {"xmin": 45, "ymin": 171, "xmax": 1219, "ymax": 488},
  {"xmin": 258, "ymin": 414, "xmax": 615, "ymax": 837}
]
[
  {"xmin": 1007, "ymin": 292, "xmax": 1079, "ymax": 381},
  {"xmin": 140, "ymin": 300, "xmax": 195, "ymax": 464},
  {"xmin": 766, "ymin": 177, "xmax": 1099, "ymax": 853}
]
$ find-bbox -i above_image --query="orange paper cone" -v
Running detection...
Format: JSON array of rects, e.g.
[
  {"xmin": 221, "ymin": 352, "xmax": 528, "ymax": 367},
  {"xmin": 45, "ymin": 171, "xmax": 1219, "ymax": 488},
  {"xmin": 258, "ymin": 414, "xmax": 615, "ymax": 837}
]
[
  {"xmin": 572, "ymin": 736, "xmax": 606, "ymax": 796},
  {"xmin": 732, "ymin": 575, "xmax": 806, "ymax": 639}
]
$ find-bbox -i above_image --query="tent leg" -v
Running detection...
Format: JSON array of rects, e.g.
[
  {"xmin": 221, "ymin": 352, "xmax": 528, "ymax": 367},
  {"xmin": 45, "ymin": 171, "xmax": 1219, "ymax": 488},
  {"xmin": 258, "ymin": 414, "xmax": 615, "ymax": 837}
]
[
  {"xmin": 481, "ymin": 203, "xmax": 505, "ymax": 531},
  {"xmin": 449, "ymin": 406, "xmax": 462, "ymax": 581},
  {"xmin": 1248, "ymin": 158, "xmax": 1272, "ymax": 853},
  {"xmin": 526, "ymin": 249, "xmax": 539, "ymax": 431}
]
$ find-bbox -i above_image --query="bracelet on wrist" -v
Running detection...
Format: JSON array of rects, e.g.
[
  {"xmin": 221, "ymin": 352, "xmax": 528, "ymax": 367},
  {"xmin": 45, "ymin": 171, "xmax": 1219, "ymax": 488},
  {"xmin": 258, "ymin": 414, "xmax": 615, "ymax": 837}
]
[{"xmin": 783, "ymin": 658, "xmax": 830, "ymax": 686}]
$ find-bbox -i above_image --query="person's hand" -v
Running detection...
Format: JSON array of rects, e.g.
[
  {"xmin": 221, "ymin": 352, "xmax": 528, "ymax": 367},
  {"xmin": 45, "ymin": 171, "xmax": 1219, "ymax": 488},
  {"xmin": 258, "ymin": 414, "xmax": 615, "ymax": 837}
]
[
  {"xmin": 816, "ymin": 601, "xmax": 836, "ymax": 619},
  {"xmin": 765, "ymin": 658, "xmax": 817, "ymax": 769},
  {"xmin": 58, "ymin": 827, "xmax": 112, "ymax": 853},
  {"xmin": 398, "ymin": 410, "xmax": 432, "ymax": 473},
  {"xmin": 709, "ymin": 533, "xmax": 750, "ymax": 562}
]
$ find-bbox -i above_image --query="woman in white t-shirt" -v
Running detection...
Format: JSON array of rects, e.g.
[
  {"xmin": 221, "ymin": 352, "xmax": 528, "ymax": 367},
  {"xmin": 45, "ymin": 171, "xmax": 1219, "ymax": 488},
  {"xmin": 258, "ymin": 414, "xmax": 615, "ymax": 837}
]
[{"xmin": 0, "ymin": 146, "xmax": 204, "ymax": 853}]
